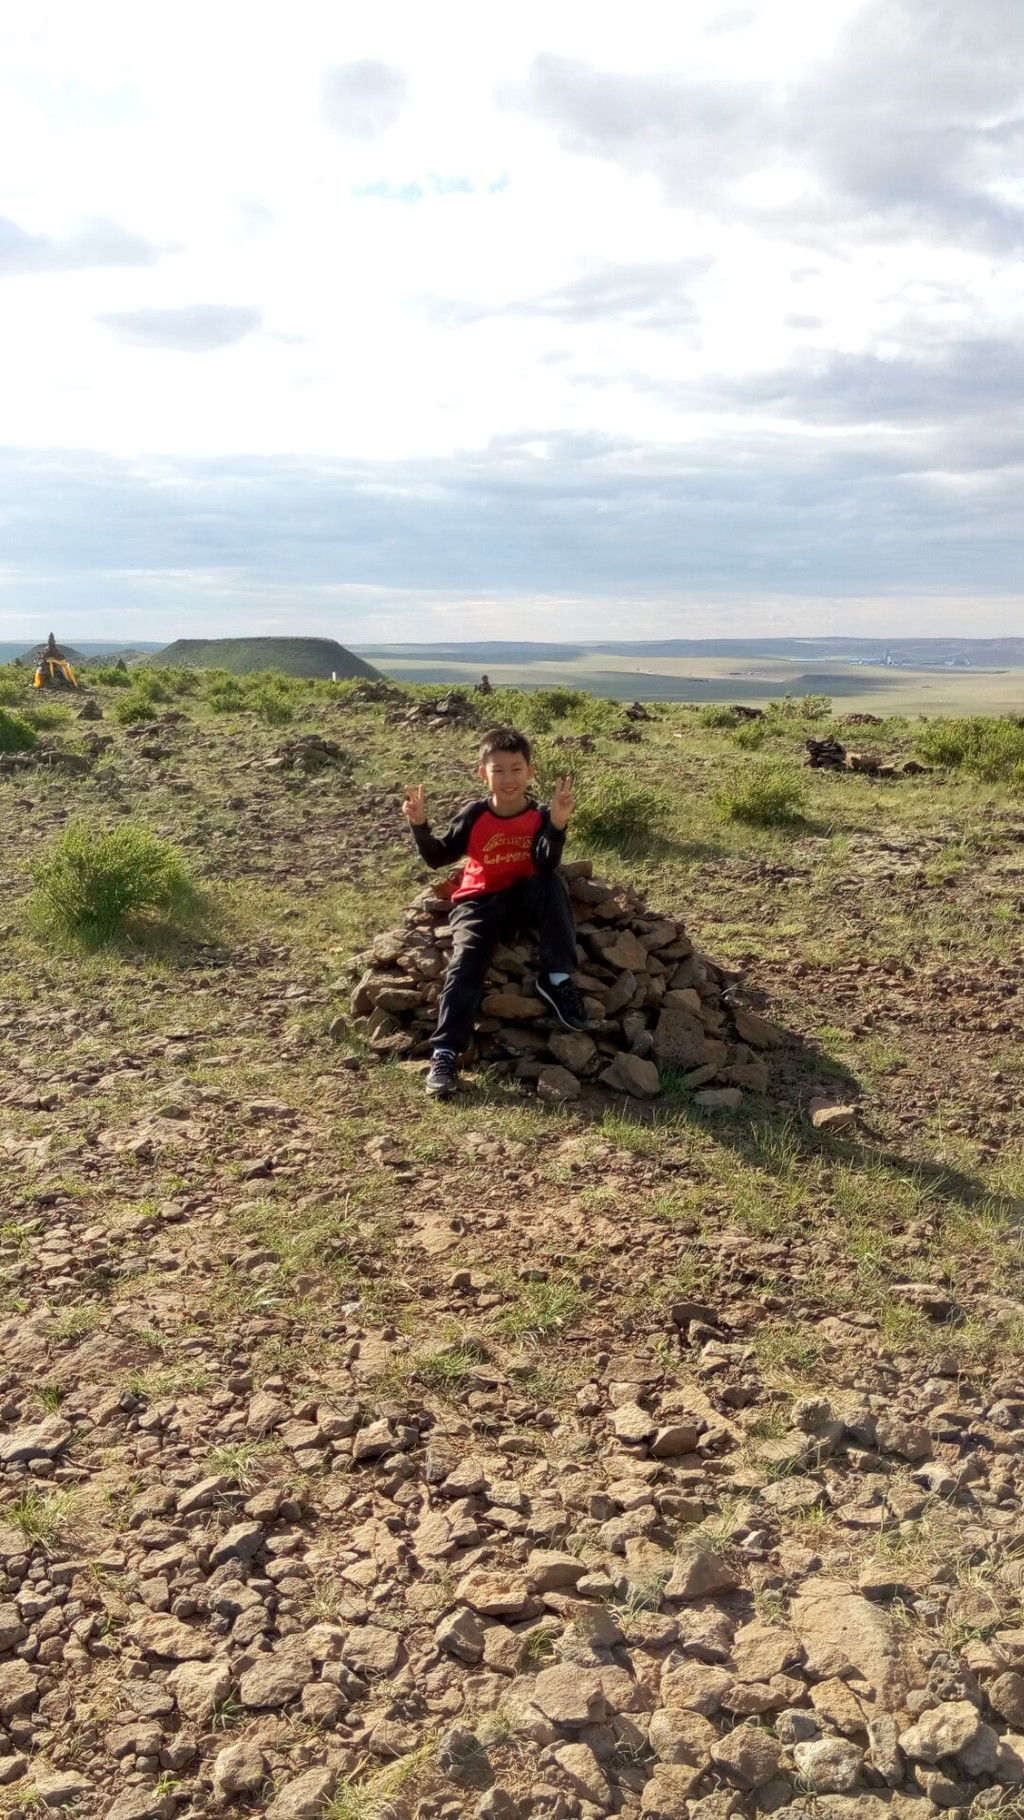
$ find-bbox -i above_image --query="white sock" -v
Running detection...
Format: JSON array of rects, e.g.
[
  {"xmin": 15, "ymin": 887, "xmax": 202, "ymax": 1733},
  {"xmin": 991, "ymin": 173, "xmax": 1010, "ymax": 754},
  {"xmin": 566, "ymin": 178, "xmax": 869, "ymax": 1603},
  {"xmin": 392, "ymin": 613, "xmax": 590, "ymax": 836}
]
[{"xmin": 546, "ymin": 972, "xmax": 569, "ymax": 986}]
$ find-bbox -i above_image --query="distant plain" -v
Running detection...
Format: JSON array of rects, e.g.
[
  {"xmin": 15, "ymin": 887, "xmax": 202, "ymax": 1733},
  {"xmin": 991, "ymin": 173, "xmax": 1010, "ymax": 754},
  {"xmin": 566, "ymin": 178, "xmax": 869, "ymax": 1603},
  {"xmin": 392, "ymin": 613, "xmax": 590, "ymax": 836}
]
[{"xmin": 354, "ymin": 649, "xmax": 1024, "ymax": 716}]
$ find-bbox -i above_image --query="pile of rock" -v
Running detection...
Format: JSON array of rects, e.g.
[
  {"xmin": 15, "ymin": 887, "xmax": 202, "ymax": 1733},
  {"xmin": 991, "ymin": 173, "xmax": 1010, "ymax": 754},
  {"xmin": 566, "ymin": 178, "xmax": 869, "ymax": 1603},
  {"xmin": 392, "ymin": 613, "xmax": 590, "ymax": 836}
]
[
  {"xmin": 390, "ymin": 692, "xmax": 480, "ymax": 732},
  {"xmin": 805, "ymin": 736, "xmax": 930, "ymax": 778},
  {"xmin": 343, "ymin": 862, "xmax": 782, "ymax": 1102},
  {"xmin": 0, "ymin": 746, "xmax": 93, "ymax": 778},
  {"xmin": 267, "ymin": 734, "xmax": 351, "ymax": 774}
]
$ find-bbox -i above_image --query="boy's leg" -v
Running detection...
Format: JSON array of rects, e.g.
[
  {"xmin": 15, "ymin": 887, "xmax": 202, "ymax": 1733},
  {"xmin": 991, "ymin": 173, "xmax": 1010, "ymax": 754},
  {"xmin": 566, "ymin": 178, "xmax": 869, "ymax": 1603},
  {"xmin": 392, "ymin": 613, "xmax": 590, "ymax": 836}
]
[
  {"xmin": 510, "ymin": 873, "xmax": 588, "ymax": 1031},
  {"xmin": 511, "ymin": 872, "xmax": 579, "ymax": 977},
  {"xmin": 431, "ymin": 896, "xmax": 504, "ymax": 1058}
]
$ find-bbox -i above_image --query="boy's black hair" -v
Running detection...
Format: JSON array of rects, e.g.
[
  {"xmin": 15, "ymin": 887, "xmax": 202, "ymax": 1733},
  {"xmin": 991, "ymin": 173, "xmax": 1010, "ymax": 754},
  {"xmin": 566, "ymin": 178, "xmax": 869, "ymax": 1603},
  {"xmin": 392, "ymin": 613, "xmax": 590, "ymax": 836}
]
[{"xmin": 478, "ymin": 724, "xmax": 532, "ymax": 764}]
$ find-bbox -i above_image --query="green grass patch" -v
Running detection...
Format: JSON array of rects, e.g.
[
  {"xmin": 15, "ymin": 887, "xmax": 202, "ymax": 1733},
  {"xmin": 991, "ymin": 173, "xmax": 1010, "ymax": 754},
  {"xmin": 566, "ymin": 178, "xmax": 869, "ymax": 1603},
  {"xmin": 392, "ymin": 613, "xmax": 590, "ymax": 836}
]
[
  {"xmin": 31, "ymin": 818, "xmax": 207, "ymax": 947},
  {"xmin": 570, "ymin": 772, "xmax": 669, "ymax": 853},
  {"xmin": 716, "ymin": 762, "xmax": 807, "ymax": 827},
  {"xmin": 914, "ymin": 715, "xmax": 1024, "ymax": 784},
  {"xmin": 0, "ymin": 707, "xmax": 38, "ymax": 753}
]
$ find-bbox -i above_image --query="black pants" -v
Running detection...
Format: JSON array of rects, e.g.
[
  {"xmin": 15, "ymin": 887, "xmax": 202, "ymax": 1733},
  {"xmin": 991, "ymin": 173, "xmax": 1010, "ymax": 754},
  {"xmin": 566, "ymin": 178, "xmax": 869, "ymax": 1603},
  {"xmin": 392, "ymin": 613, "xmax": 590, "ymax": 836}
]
[{"xmin": 433, "ymin": 873, "xmax": 579, "ymax": 1056}]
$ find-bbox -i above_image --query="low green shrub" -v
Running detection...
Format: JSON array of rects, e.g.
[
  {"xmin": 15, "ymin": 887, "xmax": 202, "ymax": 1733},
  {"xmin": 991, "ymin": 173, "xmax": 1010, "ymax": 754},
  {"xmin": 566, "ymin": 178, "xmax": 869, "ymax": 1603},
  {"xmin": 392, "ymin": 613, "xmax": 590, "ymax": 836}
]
[
  {"xmin": 767, "ymin": 692, "xmax": 832, "ymax": 721},
  {"xmin": 209, "ymin": 681, "xmax": 248, "ymax": 714},
  {"xmin": 698, "ymin": 704, "xmax": 740, "ymax": 729},
  {"xmin": 31, "ymin": 819, "xmax": 206, "ymax": 946},
  {"xmin": 113, "ymin": 694, "xmax": 157, "ymax": 725},
  {"xmin": 914, "ymin": 716, "xmax": 1024, "ymax": 784},
  {"xmin": 89, "ymin": 665, "xmax": 133, "ymax": 687},
  {"xmin": 717, "ymin": 762, "xmax": 806, "ymax": 827},
  {"xmin": 732, "ymin": 719, "xmax": 768, "ymax": 749},
  {"xmin": 251, "ymin": 685, "xmax": 294, "ymax": 727},
  {"xmin": 0, "ymin": 708, "xmax": 38, "ymax": 754},
  {"xmin": 571, "ymin": 773, "xmax": 668, "ymax": 851}
]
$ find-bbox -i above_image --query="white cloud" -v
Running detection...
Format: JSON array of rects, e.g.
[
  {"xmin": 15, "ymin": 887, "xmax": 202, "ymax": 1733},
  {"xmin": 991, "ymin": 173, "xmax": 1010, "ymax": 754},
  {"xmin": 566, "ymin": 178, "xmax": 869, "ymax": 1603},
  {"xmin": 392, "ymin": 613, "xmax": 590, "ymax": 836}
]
[{"xmin": 0, "ymin": 0, "xmax": 1021, "ymax": 635}]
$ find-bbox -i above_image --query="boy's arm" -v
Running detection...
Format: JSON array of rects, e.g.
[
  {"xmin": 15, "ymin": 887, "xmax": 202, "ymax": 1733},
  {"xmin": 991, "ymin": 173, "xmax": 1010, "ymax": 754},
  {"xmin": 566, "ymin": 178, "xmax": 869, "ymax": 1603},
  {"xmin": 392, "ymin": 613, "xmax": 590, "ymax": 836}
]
[
  {"xmin": 533, "ymin": 776, "xmax": 575, "ymax": 871},
  {"xmin": 532, "ymin": 806, "xmax": 568, "ymax": 872},
  {"xmin": 409, "ymin": 801, "xmax": 483, "ymax": 870}
]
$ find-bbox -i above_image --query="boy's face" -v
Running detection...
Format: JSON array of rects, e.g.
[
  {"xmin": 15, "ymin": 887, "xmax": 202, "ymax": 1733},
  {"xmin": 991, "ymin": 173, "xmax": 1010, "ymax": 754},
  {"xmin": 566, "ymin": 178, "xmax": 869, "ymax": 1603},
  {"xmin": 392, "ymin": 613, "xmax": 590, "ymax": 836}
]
[{"xmin": 480, "ymin": 748, "xmax": 533, "ymax": 806}]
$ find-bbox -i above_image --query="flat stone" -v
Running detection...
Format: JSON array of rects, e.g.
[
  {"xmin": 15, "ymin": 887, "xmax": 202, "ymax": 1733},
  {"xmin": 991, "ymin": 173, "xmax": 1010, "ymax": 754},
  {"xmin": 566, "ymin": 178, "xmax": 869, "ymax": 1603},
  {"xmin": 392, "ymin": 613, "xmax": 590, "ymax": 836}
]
[
  {"xmin": 342, "ymin": 1624, "xmax": 401, "ymax": 1677},
  {"xmin": 694, "ymin": 1088, "xmax": 742, "ymax": 1111},
  {"xmin": 710, "ymin": 1723, "xmax": 783, "ymax": 1789},
  {"xmin": 665, "ymin": 1546, "xmax": 740, "ymax": 1601},
  {"xmin": 267, "ymin": 1768, "xmax": 336, "ymax": 1819},
  {"xmin": 527, "ymin": 1549, "xmax": 585, "ymax": 1592},
  {"xmin": 436, "ymin": 1606, "xmax": 486, "ymax": 1663},
  {"xmin": 789, "ymin": 1577, "xmax": 916, "ymax": 1711},
  {"xmin": 899, "ymin": 1699, "xmax": 990, "ymax": 1764},
  {"xmin": 127, "ymin": 1612, "xmax": 214, "ymax": 1661},
  {"xmin": 238, "ymin": 1639, "xmax": 313, "ymax": 1708},
  {"xmin": 730, "ymin": 1621, "xmax": 802, "ymax": 1682},
  {"xmin": 533, "ymin": 1664, "xmax": 607, "ymax": 1727},
  {"xmin": 456, "ymin": 1569, "xmax": 531, "ymax": 1617},
  {"xmin": 651, "ymin": 1421, "xmax": 702, "ymax": 1457},
  {"xmin": 810, "ymin": 1101, "xmax": 856, "ymax": 1131},
  {"xmin": 601, "ymin": 1052, "xmax": 661, "ymax": 1098},
  {"xmin": 537, "ymin": 1065, "xmax": 582, "ymax": 1103},
  {"xmin": 613, "ymin": 1400, "xmax": 657, "ymax": 1443},
  {"xmin": 792, "ymin": 1738, "xmax": 864, "ymax": 1793},
  {"xmin": 551, "ymin": 1741, "xmax": 613, "ymax": 1807},
  {"xmin": 212, "ymin": 1741, "xmax": 266, "ymax": 1797},
  {"xmin": 660, "ymin": 1658, "xmax": 735, "ymax": 1714},
  {"xmin": 209, "ymin": 1520, "xmax": 264, "ymax": 1565},
  {"xmin": 648, "ymin": 1707, "xmax": 718, "ymax": 1766},
  {"xmin": 549, "ymin": 1032, "xmax": 598, "ymax": 1074},
  {"xmin": 874, "ymin": 1415, "xmax": 932, "ymax": 1461},
  {"xmin": 29, "ymin": 1767, "xmax": 94, "ymax": 1808},
  {"xmin": 167, "ymin": 1657, "xmax": 232, "ymax": 1722},
  {"xmin": 641, "ymin": 1763, "xmax": 706, "ymax": 1815},
  {"xmin": 0, "ymin": 1418, "xmax": 71, "ymax": 1464}
]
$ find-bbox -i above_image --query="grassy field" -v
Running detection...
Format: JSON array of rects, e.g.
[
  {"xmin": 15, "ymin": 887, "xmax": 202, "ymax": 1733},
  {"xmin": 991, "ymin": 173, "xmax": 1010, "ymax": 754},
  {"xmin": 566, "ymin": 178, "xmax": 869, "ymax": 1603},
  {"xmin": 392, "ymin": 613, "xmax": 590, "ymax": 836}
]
[
  {"xmin": 356, "ymin": 649, "xmax": 1024, "ymax": 716},
  {"xmin": 0, "ymin": 662, "xmax": 1021, "ymax": 1813}
]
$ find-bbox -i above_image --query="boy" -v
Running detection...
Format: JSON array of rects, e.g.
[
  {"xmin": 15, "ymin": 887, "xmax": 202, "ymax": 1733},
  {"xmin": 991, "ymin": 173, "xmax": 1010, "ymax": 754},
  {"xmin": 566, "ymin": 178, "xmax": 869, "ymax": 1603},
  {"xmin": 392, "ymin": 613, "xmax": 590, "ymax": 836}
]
[{"xmin": 402, "ymin": 726, "xmax": 586, "ymax": 1098}]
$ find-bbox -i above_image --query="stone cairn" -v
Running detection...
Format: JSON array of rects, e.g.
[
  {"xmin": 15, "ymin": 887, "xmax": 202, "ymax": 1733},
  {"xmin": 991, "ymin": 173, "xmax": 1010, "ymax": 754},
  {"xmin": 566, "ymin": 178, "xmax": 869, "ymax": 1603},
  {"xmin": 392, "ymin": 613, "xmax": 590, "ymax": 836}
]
[{"xmin": 345, "ymin": 860, "xmax": 782, "ymax": 1103}]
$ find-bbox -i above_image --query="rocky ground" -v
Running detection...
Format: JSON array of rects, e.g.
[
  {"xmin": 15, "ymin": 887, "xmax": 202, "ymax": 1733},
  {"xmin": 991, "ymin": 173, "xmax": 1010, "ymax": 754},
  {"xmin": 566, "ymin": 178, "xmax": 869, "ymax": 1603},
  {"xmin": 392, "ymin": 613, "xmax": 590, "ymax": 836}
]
[{"xmin": 0, "ymin": 679, "xmax": 1022, "ymax": 1819}]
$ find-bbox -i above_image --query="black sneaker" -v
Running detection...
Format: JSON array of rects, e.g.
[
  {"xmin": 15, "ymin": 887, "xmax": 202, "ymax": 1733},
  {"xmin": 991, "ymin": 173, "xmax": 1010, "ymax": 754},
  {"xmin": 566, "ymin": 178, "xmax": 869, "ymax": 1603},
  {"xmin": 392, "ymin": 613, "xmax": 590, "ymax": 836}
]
[
  {"xmin": 425, "ymin": 1050, "xmax": 459, "ymax": 1099},
  {"xmin": 536, "ymin": 974, "xmax": 588, "ymax": 1031}
]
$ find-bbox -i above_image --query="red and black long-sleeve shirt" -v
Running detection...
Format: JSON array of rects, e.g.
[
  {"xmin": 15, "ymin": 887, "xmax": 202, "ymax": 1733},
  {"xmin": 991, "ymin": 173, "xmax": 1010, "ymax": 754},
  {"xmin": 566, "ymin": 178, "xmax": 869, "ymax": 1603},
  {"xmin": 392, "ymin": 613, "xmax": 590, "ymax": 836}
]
[{"xmin": 410, "ymin": 797, "xmax": 566, "ymax": 901}]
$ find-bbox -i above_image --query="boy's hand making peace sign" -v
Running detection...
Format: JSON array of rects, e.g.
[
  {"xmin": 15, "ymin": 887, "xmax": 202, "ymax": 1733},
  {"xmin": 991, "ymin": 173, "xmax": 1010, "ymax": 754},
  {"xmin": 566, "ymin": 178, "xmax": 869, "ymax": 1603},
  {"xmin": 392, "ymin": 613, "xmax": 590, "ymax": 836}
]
[
  {"xmin": 550, "ymin": 775, "xmax": 575, "ymax": 830},
  {"xmin": 402, "ymin": 782, "xmax": 428, "ymax": 825}
]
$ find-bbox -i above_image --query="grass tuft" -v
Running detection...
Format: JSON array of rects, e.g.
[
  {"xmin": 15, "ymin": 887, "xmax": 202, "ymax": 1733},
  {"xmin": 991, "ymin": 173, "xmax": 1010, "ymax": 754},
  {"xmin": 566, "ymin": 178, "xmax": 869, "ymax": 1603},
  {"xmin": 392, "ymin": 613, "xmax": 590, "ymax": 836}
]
[
  {"xmin": 31, "ymin": 818, "xmax": 207, "ymax": 946},
  {"xmin": 0, "ymin": 707, "xmax": 38, "ymax": 754},
  {"xmin": 716, "ymin": 762, "xmax": 807, "ymax": 827}
]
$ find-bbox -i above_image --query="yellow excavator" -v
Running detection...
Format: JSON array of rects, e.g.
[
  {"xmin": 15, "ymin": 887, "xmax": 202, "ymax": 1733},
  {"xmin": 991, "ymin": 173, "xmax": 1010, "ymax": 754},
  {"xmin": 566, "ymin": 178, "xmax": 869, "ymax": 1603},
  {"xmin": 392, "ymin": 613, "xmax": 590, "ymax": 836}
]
[{"xmin": 32, "ymin": 633, "xmax": 80, "ymax": 690}]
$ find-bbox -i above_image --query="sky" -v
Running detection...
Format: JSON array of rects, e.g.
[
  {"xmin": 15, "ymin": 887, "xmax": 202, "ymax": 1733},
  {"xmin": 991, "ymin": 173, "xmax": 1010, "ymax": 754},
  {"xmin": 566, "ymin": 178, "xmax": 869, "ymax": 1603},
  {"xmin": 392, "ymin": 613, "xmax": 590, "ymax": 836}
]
[{"xmin": 2, "ymin": 0, "xmax": 1023, "ymax": 646}]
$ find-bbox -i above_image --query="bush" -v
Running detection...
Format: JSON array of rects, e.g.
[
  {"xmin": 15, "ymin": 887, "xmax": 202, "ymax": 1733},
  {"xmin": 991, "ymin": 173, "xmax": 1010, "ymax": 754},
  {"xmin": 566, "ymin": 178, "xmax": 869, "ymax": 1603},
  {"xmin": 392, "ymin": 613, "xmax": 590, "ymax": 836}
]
[
  {"xmin": 914, "ymin": 716, "xmax": 1024, "ymax": 784},
  {"xmin": 571, "ymin": 773, "xmax": 668, "ymax": 851},
  {"xmin": 251, "ymin": 685, "xmax": 294, "ymax": 727},
  {"xmin": 766, "ymin": 692, "xmax": 832, "ymax": 722},
  {"xmin": 0, "ymin": 667, "xmax": 28, "ymax": 705},
  {"xmin": 89, "ymin": 665, "xmax": 133, "ymax": 687},
  {"xmin": 717, "ymin": 762, "xmax": 806, "ymax": 827},
  {"xmin": 0, "ymin": 708, "xmax": 38, "ymax": 754},
  {"xmin": 698, "ymin": 704, "xmax": 740, "ymax": 729},
  {"xmin": 732, "ymin": 719, "xmax": 767, "ymax": 750},
  {"xmin": 31, "ymin": 820, "xmax": 205, "ymax": 946},
  {"xmin": 114, "ymin": 694, "xmax": 157, "ymax": 725},
  {"xmin": 209, "ymin": 681, "xmax": 248, "ymax": 714}
]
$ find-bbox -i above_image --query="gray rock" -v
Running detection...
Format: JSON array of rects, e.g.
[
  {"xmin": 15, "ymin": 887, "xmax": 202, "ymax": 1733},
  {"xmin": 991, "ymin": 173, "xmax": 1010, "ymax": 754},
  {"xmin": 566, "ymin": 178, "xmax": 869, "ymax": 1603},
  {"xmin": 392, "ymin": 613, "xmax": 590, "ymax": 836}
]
[
  {"xmin": 792, "ymin": 1738, "xmax": 864, "ymax": 1793},
  {"xmin": 238, "ymin": 1640, "xmax": 314, "ymax": 1708},
  {"xmin": 0, "ymin": 1418, "xmax": 71, "ymax": 1464},
  {"xmin": 267, "ymin": 1767, "xmax": 336, "ymax": 1819},
  {"xmin": 436, "ymin": 1605, "xmax": 486, "ymax": 1663},
  {"xmin": 209, "ymin": 1521, "xmax": 264, "ymax": 1565},
  {"xmin": 212, "ymin": 1740, "xmax": 266, "ymax": 1797},
  {"xmin": 665, "ymin": 1546, "xmax": 740, "ymax": 1601},
  {"xmin": 711, "ymin": 1724, "xmax": 783, "ymax": 1789},
  {"xmin": 899, "ymin": 1699, "xmax": 992, "ymax": 1765},
  {"xmin": 167, "ymin": 1657, "xmax": 232, "ymax": 1723}
]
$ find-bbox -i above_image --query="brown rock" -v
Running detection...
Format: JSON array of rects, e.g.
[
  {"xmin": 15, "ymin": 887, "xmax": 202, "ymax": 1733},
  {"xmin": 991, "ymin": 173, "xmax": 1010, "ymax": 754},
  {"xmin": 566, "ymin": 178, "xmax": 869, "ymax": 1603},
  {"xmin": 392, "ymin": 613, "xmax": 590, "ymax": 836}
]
[
  {"xmin": 694, "ymin": 1087, "xmax": 742, "ymax": 1111},
  {"xmin": 238, "ymin": 1639, "xmax": 313, "ymax": 1708},
  {"xmin": 648, "ymin": 1706, "xmax": 718, "ymax": 1765},
  {"xmin": 810, "ymin": 1100, "xmax": 856, "ymax": 1131},
  {"xmin": 602, "ymin": 929, "xmax": 650, "ymax": 972},
  {"xmin": 456, "ymin": 1569, "xmax": 531, "ymax": 1617},
  {"xmin": 790, "ymin": 1577, "xmax": 917, "ymax": 1711},
  {"xmin": 989, "ymin": 1670, "xmax": 1024, "ymax": 1726},
  {"xmin": 549, "ymin": 1031, "xmax": 598, "ymax": 1073},
  {"xmin": 665, "ymin": 1547, "xmax": 740, "ymax": 1601},
  {"xmin": 601, "ymin": 1052, "xmax": 661, "ymax": 1098},
  {"xmin": 533, "ymin": 1664, "xmax": 607, "ymax": 1727},
  {"xmin": 481, "ymin": 990, "xmax": 544, "ymax": 1019},
  {"xmin": 732, "ymin": 1008, "xmax": 785, "ymax": 1048},
  {"xmin": 660, "ymin": 1658, "xmax": 735, "ymax": 1714},
  {"xmin": 128, "ymin": 1613, "xmax": 214, "ymax": 1661},
  {"xmin": 710, "ymin": 1723, "xmax": 783, "ymax": 1788},
  {"xmin": 730, "ymin": 1621, "xmax": 802, "ymax": 1682},
  {"xmin": 652, "ymin": 1006, "xmax": 709, "ymax": 1069},
  {"xmin": 0, "ymin": 1659, "xmax": 39, "ymax": 1722},
  {"xmin": 537, "ymin": 1065, "xmax": 582, "ymax": 1104}
]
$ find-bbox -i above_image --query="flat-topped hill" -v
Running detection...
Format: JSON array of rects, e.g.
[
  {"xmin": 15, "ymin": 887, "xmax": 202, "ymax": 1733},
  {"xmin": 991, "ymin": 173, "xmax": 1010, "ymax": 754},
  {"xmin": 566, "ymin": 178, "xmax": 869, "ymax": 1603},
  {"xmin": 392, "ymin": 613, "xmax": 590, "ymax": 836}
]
[{"xmin": 152, "ymin": 636, "xmax": 379, "ymax": 679}]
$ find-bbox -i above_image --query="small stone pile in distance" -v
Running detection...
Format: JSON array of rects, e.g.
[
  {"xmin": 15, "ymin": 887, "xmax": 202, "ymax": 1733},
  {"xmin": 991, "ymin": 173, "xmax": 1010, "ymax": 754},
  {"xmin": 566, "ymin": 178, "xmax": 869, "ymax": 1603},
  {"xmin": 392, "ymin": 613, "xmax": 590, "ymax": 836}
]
[
  {"xmin": 345, "ymin": 860, "xmax": 782, "ymax": 1103},
  {"xmin": 805, "ymin": 734, "xmax": 932, "ymax": 778}
]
